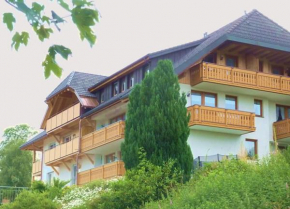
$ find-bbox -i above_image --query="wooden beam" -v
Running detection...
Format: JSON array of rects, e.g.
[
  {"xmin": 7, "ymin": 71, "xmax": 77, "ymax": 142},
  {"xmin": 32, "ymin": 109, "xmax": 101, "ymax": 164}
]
[
  {"xmin": 268, "ymin": 53, "xmax": 284, "ymax": 62},
  {"xmin": 228, "ymin": 45, "xmax": 245, "ymax": 53},
  {"xmin": 85, "ymin": 119, "xmax": 95, "ymax": 127},
  {"xmin": 85, "ymin": 154, "xmax": 95, "ymax": 165},
  {"xmin": 273, "ymin": 53, "xmax": 290, "ymax": 63},
  {"xmin": 51, "ymin": 166, "xmax": 59, "ymax": 175},
  {"xmin": 258, "ymin": 51, "xmax": 272, "ymax": 58},
  {"xmin": 63, "ymin": 161, "xmax": 71, "ymax": 171},
  {"xmin": 52, "ymin": 135, "xmax": 61, "ymax": 144}
]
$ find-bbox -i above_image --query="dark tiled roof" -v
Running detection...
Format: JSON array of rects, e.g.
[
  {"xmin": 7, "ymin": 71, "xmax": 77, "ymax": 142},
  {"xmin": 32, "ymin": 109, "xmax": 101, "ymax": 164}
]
[
  {"xmin": 175, "ymin": 9, "xmax": 290, "ymax": 74},
  {"xmin": 46, "ymin": 71, "xmax": 107, "ymax": 100},
  {"xmin": 81, "ymin": 89, "xmax": 131, "ymax": 118},
  {"xmin": 20, "ymin": 131, "xmax": 47, "ymax": 149}
]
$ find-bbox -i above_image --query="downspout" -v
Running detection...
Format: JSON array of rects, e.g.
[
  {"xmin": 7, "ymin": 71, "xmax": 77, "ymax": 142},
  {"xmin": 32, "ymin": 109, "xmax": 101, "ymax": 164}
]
[{"xmin": 76, "ymin": 119, "xmax": 82, "ymax": 185}]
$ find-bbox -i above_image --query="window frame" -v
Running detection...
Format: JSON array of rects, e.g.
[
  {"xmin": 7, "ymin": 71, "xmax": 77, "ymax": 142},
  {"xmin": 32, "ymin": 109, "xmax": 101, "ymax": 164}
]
[
  {"xmin": 128, "ymin": 73, "xmax": 134, "ymax": 89},
  {"xmin": 100, "ymin": 89, "xmax": 105, "ymax": 103},
  {"xmin": 259, "ymin": 61, "xmax": 263, "ymax": 72},
  {"xmin": 254, "ymin": 99, "xmax": 263, "ymax": 117},
  {"xmin": 110, "ymin": 114, "xmax": 125, "ymax": 124},
  {"xmin": 112, "ymin": 82, "xmax": 119, "ymax": 96},
  {"xmin": 271, "ymin": 65, "xmax": 284, "ymax": 75},
  {"xmin": 191, "ymin": 90, "xmax": 217, "ymax": 107},
  {"xmin": 120, "ymin": 77, "xmax": 126, "ymax": 92},
  {"xmin": 245, "ymin": 139, "xmax": 258, "ymax": 159},
  {"xmin": 225, "ymin": 55, "xmax": 238, "ymax": 67},
  {"xmin": 225, "ymin": 95, "xmax": 238, "ymax": 110}
]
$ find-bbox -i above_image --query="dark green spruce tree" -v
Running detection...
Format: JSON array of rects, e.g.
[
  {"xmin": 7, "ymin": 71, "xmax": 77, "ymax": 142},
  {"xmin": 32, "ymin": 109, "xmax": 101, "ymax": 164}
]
[{"xmin": 121, "ymin": 59, "xmax": 193, "ymax": 180}]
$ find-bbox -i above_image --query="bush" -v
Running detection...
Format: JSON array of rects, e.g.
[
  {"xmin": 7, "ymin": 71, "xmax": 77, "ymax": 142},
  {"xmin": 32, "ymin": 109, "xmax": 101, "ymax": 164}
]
[
  {"xmin": 31, "ymin": 180, "xmax": 47, "ymax": 193},
  {"xmin": 0, "ymin": 190, "xmax": 58, "ymax": 209},
  {"xmin": 145, "ymin": 149, "xmax": 290, "ymax": 209},
  {"xmin": 89, "ymin": 149, "xmax": 182, "ymax": 209}
]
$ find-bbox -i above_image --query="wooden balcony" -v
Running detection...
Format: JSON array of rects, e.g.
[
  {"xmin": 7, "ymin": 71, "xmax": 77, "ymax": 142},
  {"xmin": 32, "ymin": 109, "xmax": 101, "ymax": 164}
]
[
  {"xmin": 44, "ymin": 138, "xmax": 79, "ymax": 165},
  {"xmin": 274, "ymin": 119, "xmax": 290, "ymax": 143},
  {"xmin": 190, "ymin": 62, "xmax": 290, "ymax": 95},
  {"xmin": 46, "ymin": 103, "xmax": 80, "ymax": 132},
  {"xmin": 77, "ymin": 161, "xmax": 125, "ymax": 185},
  {"xmin": 32, "ymin": 161, "xmax": 42, "ymax": 176},
  {"xmin": 187, "ymin": 105, "xmax": 255, "ymax": 134},
  {"xmin": 81, "ymin": 121, "xmax": 125, "ymax": 153}
]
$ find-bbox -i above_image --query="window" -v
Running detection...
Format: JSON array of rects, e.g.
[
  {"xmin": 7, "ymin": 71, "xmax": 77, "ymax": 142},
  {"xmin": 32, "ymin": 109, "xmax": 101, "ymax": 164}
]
[
  {"xmin": 100, "ymin": 89, "xmax": 104, "ymax": 103},
  {"xmin": 128, "ymin": 73, "xmax": 134, "ymax": 89},
  {"xmin": 71, "ymin": 164, "xmax": 77, "ymax": 185},
  {"xmin": 121, "ymin": 78, "xmax": 126, "ymax": 92},
  {"xmin": 113, "ymin": 82, "xmax": 119, "ymax": 96},
  {"xmin": 105, "ymin": 153, "xmax": 116, "ymax": 163},
  {"xmin": 254, "ymin": 100, "xmax": 263, "ymax": 117},
  {"xmin": 49, "ymin": 142, "xmax": 56, "ymax": 150},
  {"xmin": 63, "ymin": 135, "xmax": 71, "ymax": 143},
  {"xmin": 272, "ymin": 66, "xmax": 284, "ymax": 75},
  {"xmin": 191, "ymin": 91, "xmax": 217, "ymax": 107},
  {"xmin": 47, "ymin": 172, "xmax": 54, "ymax": 185},
  {"xmin": 203, "ymin": 53, "xmax": 217, "ymax": 63},
  {"xmin": 110, "ymin": 114, "xmax": 125, "ymax": 124},
  {"xmin": 225, "ymin": 95, "xmax": 237, "ymax": 110},
  {"xmin": 226, "ymin": 55, "xmax": 238, "ymax": 67},
  {"xmin": 245, "ymin": 139, "xmax": 257, "ymax": 159},
  {"xmin": 259, "ymin": 61, "xmax": 263, "ymax": 72},
  {"xmin": 276, "ymin": 105, "xmax": 290, "ymax": 121},
  {"xmin": 142, "ymin": 66, "xmax": 150, "ymax": 79}
]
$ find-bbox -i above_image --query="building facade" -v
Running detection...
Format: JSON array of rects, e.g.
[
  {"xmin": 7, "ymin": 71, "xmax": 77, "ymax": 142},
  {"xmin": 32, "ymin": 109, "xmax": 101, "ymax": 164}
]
[{"xmin": 22, "ymin": 10, "xmax": 290, "ymax": 185}]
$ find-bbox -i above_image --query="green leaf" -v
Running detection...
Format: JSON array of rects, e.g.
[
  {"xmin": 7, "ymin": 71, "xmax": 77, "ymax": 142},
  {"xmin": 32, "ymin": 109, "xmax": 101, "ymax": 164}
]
[
  {"xmin": 42, "ymin": 16, "xmax": 51, "ymax": 25},
  {"xmin": 32, "ymin": 2, "xmax": 44, "ymax": 15},
  {"xmin": 34, "ymin": 25, "xmax": 53, "ymax": 41},
  {"xmin": 42, "ymin": 55, "xmax": 62, "ymax": 79},
  {"xmin": 11, "ymin": 32, "xmax": 29, "ymax": 51},
  {"xmin": 57, "ymin": 0, "xmax": 71, "ymax": 11},
  {"xmin": 48, "ymin": 45, "xmax": 72, "ymax": 60},
  {"xmin": 72, "ymin": 7, "xmax": 99, "ymax": 46},
  {"xmin": 3, "ymin": 13, "xmax": 16, "ymax": 31},
  {"xmin": 72, "ymin": 0, "xmax": 93, "ymax": 7}
]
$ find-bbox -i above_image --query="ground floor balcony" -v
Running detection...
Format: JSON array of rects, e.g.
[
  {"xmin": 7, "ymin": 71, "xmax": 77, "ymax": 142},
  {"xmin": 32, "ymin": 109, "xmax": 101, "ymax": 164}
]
[
  {"xmin": 77, "ymin": 161, "xmax": 126, "ymax": 185},
  {"xmin": 32, "ymin": 161, "xmax": 42, "ymax": 176},
  {"xmin": 44, "ymin": 138, "xmax": 79, "ymax": 166},
  {"xmin": 81, "ymin": 121, "xmax": 125, "ymax": 153},
  {"xmin": 187, "ymin": 105, "xmax": 256, "ymax": 134},
  {"xmin": 273, "ymin": 119, "xmax": 290, "ymax": 144}
]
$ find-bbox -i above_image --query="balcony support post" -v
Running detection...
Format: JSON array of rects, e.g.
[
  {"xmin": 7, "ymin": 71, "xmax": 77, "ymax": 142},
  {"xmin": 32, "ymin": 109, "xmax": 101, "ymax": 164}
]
[
  {"xmin": 85, "ymin": 154, "xmax": 95, "ymax": 165},
  {"xmin": 51, "ymin": 166, "xmax": 59, "ymax": 175},
  {"xmin": 63, "ymin": 161, "xmax": 71, "ymax": 171}
]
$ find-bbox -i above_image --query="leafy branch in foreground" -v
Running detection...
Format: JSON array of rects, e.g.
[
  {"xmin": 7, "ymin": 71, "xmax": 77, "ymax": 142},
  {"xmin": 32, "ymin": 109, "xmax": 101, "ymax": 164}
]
[{"xmin": 2, "ymin": 0, "xmax": 99, "ymax": 78}]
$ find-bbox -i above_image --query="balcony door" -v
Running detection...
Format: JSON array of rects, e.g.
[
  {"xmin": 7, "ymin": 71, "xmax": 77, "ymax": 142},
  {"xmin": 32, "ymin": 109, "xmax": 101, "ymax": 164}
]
[{"xmin": 276, "ymin": 105, "xmax": 290, "ymax": 121}]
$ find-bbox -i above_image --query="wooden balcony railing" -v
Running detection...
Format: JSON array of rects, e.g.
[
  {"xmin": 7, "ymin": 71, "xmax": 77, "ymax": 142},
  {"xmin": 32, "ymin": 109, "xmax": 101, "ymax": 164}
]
[
  {"xmin": 32, "ymin": 161, "xmax": 42, "ymax": 176},
  {"xmin": 187, "ymin": 105, "xmax": 256, "ymax": 132},
  {"xmin": 273, "ymin": 119, "xmax": 290, "ymax": 140},
  {"xmin": 46, "ymin": 103, "xmax": 80, "ymax": 132},
  {"xmin": 77, "ymin": 161, "xmax": 125, "ymax": 185},
  {"xmin": 81, "ymin": 121, "xmax": 125, "ymax": 152},
  {"xmin": 44, "ymin": 138, "xmax": 79, "ymax": 165},
  {"xmin": 191, "ymin": 62, "xmax": 290, "ymax": 95}
]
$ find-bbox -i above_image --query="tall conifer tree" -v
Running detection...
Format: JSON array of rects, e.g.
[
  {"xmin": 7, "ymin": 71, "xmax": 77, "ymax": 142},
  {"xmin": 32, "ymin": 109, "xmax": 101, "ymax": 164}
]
[{"xmin": 121, "ymin": 59, "xmax": 193, "ymax": 180}]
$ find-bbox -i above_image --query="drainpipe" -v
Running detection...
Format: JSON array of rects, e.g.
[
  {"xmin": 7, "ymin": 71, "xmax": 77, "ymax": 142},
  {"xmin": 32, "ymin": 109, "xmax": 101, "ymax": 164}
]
[{"xmin": 76, "ymin": 119, "xmax": 82, "ymax": 185}]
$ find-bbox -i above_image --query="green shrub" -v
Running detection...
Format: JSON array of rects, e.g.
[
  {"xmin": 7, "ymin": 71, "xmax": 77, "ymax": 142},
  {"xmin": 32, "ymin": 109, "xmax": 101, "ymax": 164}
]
[
  {"xmin": 31, "ymin": 180, "xmax": 47, "ymax": 193},
  {"xmin": 145, "ymin": 149, "xmax": 290, "ymax": 209},
  {"xmin": 89, "ymin": 149, "xmax": 182, "ymax": 209},
  {"xmin": 0, "ymin": 190, "xmax": 58, "ymax": 209}
]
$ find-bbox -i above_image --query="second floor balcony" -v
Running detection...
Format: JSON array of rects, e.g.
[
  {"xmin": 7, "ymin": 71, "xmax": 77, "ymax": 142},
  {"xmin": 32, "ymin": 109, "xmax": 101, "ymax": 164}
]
[
  {"xmin": 44, "ymin": 138, "xmax": 79, "ymax": 166},
  {"xmin": 81, "ymin": 121, "xmax": 125, "ymax": 153},
  {"xmin": 190, "ymin": 62, "xmax": 290, "ymax": 96},
  {"xmin": 187, "ymin": 105, "xmax": 256, "ymax": 135}
]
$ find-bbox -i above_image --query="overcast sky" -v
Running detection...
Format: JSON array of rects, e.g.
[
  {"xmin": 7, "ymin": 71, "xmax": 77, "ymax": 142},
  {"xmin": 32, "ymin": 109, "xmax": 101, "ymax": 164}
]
[{"xmin": 1, "ymin": 0, "xmax": 290, "ymax": 138}]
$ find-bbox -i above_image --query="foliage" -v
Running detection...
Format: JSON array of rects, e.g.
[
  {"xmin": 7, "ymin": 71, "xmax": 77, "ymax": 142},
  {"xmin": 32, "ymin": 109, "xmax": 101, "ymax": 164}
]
[
  {"xmin": 0, "ymin": 190, "xmax": 58, "ymax": 209},
  {"xmin": 0, "ymin": 125, "xmax": 36, "ymax": 187},
  {"xmin": 145, "ymin": 149, "xmax": 290, "ymax": 209},
  {"xmin": 2, "ymin": 124, "xmax": 37, "ymax": 145},
  {"xmin": 31, "ymin": 180, "xmax": 47, "ymax": 193},
  {"xmin": 88, "ymin": 148, "xmax": 182, "ymax": 209},
  {"xmin": 54, "ymin": 180, "xmax": 109, "ymax": 209},
  {"xmin": 2, "ymin": 0, "xmax": 99, "ymax": 78},
  {"xmin": 121, "ymin": 59, "xmax": 193, "ymax": 181},
  {"xmin": 46, "ymin": 178, "xmax": 70, "ymax": 200}
]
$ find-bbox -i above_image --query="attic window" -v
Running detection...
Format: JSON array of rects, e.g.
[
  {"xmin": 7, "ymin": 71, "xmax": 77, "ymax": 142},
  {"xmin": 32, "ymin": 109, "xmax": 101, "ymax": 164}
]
[
  {"xmin": 100, "ymin": 90, "xmax": 104, "ymax": 103},
  {"xmin": 113, "ymin": 82, "xmax": 119, "ymax": 96},
  {"xmin": 128, "ymin": 73, "xmax": 134, "ymax": 89}
]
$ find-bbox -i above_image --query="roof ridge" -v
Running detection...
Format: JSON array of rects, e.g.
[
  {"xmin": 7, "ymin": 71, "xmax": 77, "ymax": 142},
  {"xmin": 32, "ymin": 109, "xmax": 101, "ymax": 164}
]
[
  {"xmin": 67, "ymin": 71, "xmax": 76, "ymax": 86},
  {"xmin": 226, "ymin": 9, "xmax": 257, "ymax": 34}
]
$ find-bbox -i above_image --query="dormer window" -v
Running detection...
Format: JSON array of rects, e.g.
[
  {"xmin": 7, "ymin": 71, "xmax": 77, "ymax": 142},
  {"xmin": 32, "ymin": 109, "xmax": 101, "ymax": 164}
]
[
  {"xmin": 128, "ymin": 73, "xmax": 134, "ymax": 89},
  {"xmin": 100, "ymin": 89, "xmax": 104, "ymax": 103},
  {"xmin": 121, "ymin": 77, "xmax": 126, "ymax": 92},
  {"xmin": 113, "ymin": 82, "xmax": 119, "ymax": 96}
]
